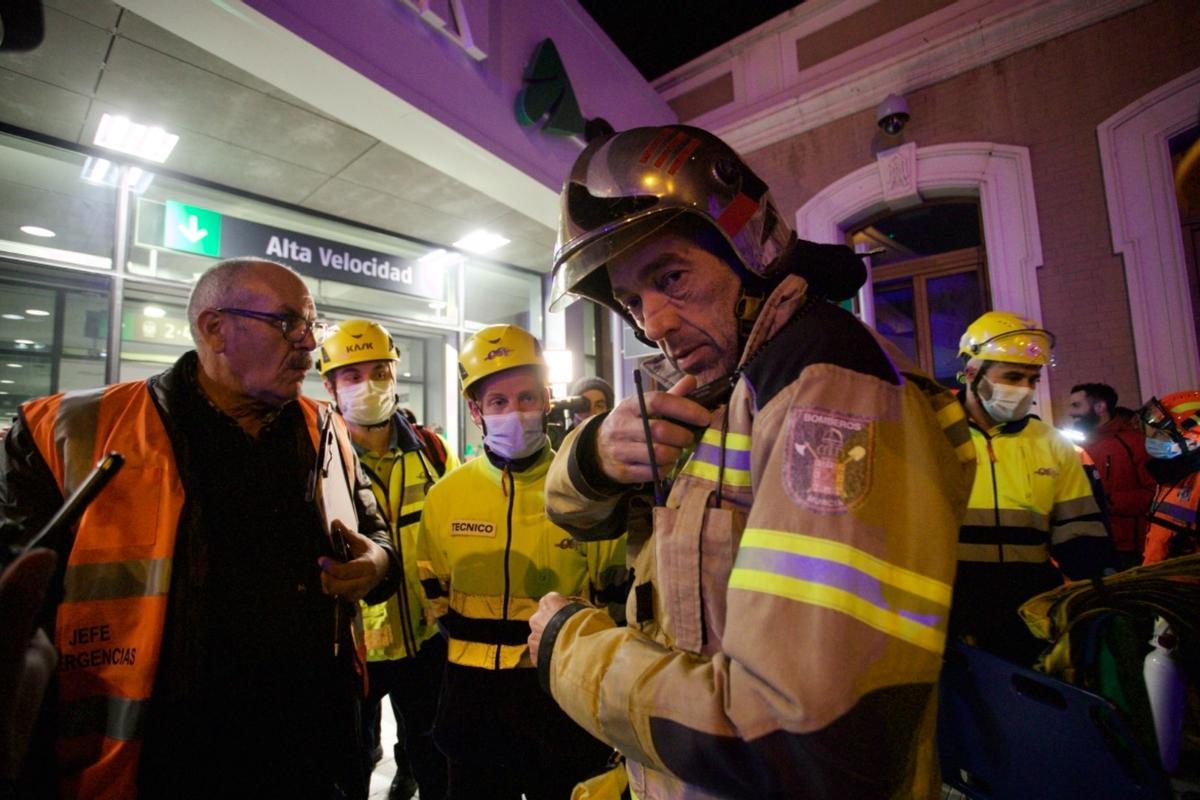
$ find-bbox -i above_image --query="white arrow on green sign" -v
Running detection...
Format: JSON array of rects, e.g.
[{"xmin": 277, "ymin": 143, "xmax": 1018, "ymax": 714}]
[{"xmin": 163, "ymin": 200, "xmax": 222, "ymax": 257}]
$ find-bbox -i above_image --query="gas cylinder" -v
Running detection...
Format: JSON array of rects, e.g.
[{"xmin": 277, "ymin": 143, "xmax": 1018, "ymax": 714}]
[{"xmin": 1143, "ymin": 617, "xmax": 1185, "ymax": 773}]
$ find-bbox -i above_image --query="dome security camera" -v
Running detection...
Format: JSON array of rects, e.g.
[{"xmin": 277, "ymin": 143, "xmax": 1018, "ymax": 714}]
[{"xmin": 876, "ymin": 94, "xmax": 910, "ymax": 136}]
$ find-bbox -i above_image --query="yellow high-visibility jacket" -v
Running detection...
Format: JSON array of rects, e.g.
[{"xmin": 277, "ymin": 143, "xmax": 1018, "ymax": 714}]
[
  {"xmin": 357, "ymin": 418, "xmax": 459, "ymax": 661},
  {"xmin": 959, "ymin": 415, "xmax": 1109, "ymax": 572},
  {"xmin": 416, "ymin": 443, "xmax": 626, "ymax": 670}
]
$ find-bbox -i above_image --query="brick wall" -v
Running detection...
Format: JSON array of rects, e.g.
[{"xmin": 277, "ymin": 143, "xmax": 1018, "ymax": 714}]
[{"xmin": 744, "ymin": 0, "xmax": 1200, "ymax": 422}]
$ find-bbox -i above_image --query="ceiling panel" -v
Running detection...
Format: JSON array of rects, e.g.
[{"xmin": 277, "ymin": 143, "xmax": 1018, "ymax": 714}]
[
  {"xmin": 115, "ymin": 12, "xmax": 283, "ymax": 99},
  {"xmin": 0, "ymin": 8, "xmax": 110, "ymax": 96},
  {"xmin": 80, "ymin": 101, "xmax": 331, "ymax": 204},
  {"xmin": 337, "ymin": 143, "xmax": 511, "ymax": 223},
  {"xmin": 0, "ymin": 69, "xmax": 89, "ymax": 142},
  {"xmin": 301, "ymin": 177, "xmax": 471, "ymax": 245},
  {"xmin": 95, "ymin": 37, "xmax": 375, "ymax": 174},
  {"xmin": 44, "ymin": 0, "xmax": 122, "ymax": 30}
]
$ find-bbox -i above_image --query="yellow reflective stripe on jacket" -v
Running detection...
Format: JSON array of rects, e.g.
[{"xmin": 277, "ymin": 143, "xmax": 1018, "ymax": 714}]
[
  {"xmin": 680, "ymin": 428, "xmax": 753, "ymax": 487},
  {"xmin": 358, "ymin": 444, "xmax": 435, "ymax": 661},
  {"xmin": 729, "ymin": 528, "xmax": 951, "ymax": 654},
  {"xmin": 447, "ymin": 639, "xmax": 529, "ymax": 669},
  {"xmin": 958, "ymin": 543, "xmax": 1047, "ymax": 563},
  {"xmin": 449, "ymin": 589, "xmax": 540, "ymax": 621}
]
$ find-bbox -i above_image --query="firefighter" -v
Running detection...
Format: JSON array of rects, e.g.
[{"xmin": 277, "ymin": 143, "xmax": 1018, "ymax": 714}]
[
  {"xmin": 1139, "ymin": 390, "xmax": 1200, "ymax": 563},
  {"xmin": 951, "ymin": 311, "xmax": 1111, "ymax": 664},
  {"xmin": 528, "ymin": 124, "xmax": 974, "ymax": 799},
  {"xmin": 317, "ymin": 319, "xmax": 449, "ymax": 800},
  {"xmin": 416, "ymin": 324, "xmax": 625, "ymax": 800}
]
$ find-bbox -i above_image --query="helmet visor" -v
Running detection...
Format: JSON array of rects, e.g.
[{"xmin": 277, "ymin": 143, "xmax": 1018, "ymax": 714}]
[
  {"xmin": 970, "ymin": 328, "xmax": 1056, "ymax": 365},
  {"xmin": 1139, "ymin": 397, "xmax": 1176, "ymax": 433},
  {"xmin": 549, "ymin": 206, "xmax": 684, "ymax": 312}
]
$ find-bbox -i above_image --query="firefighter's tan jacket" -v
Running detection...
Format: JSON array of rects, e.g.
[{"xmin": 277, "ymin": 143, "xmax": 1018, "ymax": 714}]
[{"xmin": 540, "ymin": 275, "xmax": 975, "ymax": 800}]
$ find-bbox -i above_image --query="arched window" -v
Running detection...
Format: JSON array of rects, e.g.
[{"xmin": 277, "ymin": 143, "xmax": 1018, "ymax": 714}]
[{"xmin": 849, "ymin": 201, "xmax": 988, "ymax": 386}]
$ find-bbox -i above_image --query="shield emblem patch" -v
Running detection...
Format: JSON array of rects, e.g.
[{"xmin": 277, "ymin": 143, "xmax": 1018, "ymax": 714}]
[{"xmin": 783, "ymin": 407, "xmax": 874, "ymax": 513}]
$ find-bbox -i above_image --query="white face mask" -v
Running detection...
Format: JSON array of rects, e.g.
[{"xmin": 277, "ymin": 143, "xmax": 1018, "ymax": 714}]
[
  {"xmin": 337, "ymin": 378, "xmax": 397, "ymax": 426},
  {"xmin": 483, "ymin": 410, "xmax": 546, "ymax": 461},
  {"xmin": 977, "ymin": 377, "xmax": 1035, "ymax": 423}
]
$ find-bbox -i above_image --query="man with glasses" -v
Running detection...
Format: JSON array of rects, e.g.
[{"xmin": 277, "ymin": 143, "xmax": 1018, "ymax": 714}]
[
  {"xmin": 950, "ymin": 311, "xmax": 1111, "ymax": 664},
  {"xmin": 1138, "ymin": 391, "xmax": 1200, "ymax": 563},
  {"xmin": 0, "ymin": 257, "xmax": 399, "ymax": 799}
]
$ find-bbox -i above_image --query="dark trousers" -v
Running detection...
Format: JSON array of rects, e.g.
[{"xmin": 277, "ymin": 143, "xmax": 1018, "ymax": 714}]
[
  {"xmin": 435, "ymin": 662, "xmax": 611, "ymax": 800},
  {"xmin": 362, "ymin": 635, "xmax": 449, "ymax": 800}
]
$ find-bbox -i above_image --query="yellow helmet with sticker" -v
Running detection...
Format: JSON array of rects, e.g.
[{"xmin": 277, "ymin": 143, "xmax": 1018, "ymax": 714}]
[
  {"xmin": 958, "ymin": 311, "xmax": 1055, "ymax": 366},
  {"xmin": 315, "ymin": 319, "xmax": 399, "ymax": 375},
  {"xmin": 458, "ymin": 324, "xmax": 546, "ymax": 397}
]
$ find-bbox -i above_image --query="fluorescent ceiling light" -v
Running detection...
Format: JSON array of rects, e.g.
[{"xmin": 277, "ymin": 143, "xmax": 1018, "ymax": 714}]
[
  {"xmin": 94, "ymin": 113, "xmax": 179, "ymax": 163},
  {"xmin": 20, "ymin": 225, "xmax": 55, "ymax": 238},
  {"xmin": 143, "ymin": 305, "xmax": 167, "ymax": 319},
  {"xmin": 83, "ymin": 157, "xmax": 112, "ymax": 183},
  {"xmin": 24, "ymin": 309, "xmax": 49, "ymax": 317},
  {"xmin": 6, "ymin": 363, "xmax": 21, "ymax": 368},
  {"xmin": 2, "ymin": 314, "xmax": 23, "ymax": 320},
  {"xmin": 14, "ymin": 339, "xmax": 35, "ymax": 345},
  {"xmin": 453, "ymin": 230, "xmax": 510, "ymax": 255},
  {"xmin": 0, "ymin": 380, "xmax": 12, "ymax": 385}
]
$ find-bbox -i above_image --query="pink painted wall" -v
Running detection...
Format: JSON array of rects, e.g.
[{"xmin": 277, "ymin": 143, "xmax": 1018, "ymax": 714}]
[{"xmin": 244, "ymin": 0, "xmax": 676, "ymax": 191}]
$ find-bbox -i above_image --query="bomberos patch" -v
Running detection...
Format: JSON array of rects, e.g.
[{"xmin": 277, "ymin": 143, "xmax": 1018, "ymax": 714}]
[{"xmin": 784, "ymin": 407, "xmax": 874, "ymax": 513}]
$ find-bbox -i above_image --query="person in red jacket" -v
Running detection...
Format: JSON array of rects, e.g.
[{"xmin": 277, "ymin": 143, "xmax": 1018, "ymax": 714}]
[{"xmin": 1070, "ymin": 383, "xmax": 1155, "ymax": 568}]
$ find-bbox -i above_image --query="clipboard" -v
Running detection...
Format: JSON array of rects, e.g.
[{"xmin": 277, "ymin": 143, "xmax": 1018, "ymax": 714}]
[{"xmin": 310, "ymin": 409, "xmax": 358, "ymax": 559}]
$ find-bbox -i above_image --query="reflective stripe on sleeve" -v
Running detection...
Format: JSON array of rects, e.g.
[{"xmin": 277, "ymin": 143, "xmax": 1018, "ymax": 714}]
[{"xmin": 729, "ymin": 528, "xmax": 950, "ymax": 653}]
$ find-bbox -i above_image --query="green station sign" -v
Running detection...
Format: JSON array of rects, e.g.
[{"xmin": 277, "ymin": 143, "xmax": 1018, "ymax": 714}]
[{"xmin": 163, "ymin": 201, "xmax": 222, "ymax": 257}]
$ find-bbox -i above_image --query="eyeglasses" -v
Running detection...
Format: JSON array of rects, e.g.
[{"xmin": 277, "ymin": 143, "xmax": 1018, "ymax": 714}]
[{"xmin": 216, "ymin": 307, "xmax": 328, "ymax": 344}]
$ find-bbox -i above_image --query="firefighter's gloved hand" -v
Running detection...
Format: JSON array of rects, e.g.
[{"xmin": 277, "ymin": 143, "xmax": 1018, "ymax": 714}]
[
  {"xmin": 318, "ymin": 520, "xmax": 389, "ymax": 603},
  {"xmin": 596, "ymin": 375, "xmax": 711, "ymax": 485}
]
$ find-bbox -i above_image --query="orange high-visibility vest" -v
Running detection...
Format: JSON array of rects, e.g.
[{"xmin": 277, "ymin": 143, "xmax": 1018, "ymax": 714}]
[{"xmin": 22, "ymin": 382, "xmax": 338, "ymax": 799}]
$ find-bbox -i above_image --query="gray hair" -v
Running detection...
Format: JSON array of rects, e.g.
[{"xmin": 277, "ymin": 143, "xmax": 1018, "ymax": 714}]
[{"xmin": 187, "ymin": 257, "xmax": 295, "ymax": 338}]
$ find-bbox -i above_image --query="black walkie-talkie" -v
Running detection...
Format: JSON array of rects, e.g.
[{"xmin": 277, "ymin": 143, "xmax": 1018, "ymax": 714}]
[{"xmin": 20, "ymin": 452, "xmax": 125, "ymax": 554}]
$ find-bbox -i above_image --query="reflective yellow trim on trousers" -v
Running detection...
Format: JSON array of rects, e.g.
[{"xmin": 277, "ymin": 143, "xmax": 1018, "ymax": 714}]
[
  {"xmin": 449, "ymin": 590, "xmax": 539, "ymax": 621},
  {"xmin": 447, "ymin": 638, "xmax": 529, "ymax": 669},
  {"xmin": 739, "ymin": 528, "xmax": 952, "ymax": 605},
  {"xmin": 728, "ymin": 568, "xmax": 946, "ymax": 653}
]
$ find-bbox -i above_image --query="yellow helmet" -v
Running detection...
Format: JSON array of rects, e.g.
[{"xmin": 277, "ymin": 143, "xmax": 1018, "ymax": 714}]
[
  {"xmin": 958, "ymin": 311, "xmax": 1055, "ymax": 366},
  {"xmin": 459, "ymin": 324, "xmax": 545, "ymax": 397},
  {"xmin": 315, "ymin": 319, "xmax": 399, "ymax": 376}
]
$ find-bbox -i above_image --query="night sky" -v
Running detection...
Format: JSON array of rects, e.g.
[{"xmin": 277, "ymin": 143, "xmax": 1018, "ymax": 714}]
[{"xmin": 579, "ymin": 1, "xmax": 803, "ymax": 81}]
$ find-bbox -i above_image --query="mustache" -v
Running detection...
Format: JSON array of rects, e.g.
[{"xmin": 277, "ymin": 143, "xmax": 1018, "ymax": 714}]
[{"xmin": 288, "ymin": 355, "xmax": 313, "ymax": 371}]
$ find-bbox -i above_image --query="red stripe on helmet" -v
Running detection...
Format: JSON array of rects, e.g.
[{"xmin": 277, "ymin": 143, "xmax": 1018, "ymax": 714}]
[
  {"xmin": 715, "ymin": 193, "xmax": 759, "ymax": 237},
  {"xmin": 654, "ymin": 132, "xmax": 690, "ymax": 169},
  {"xmin": 667, "ymin": 138, "xmax": 701, "ymax": 175},
  {"xmin": 640, "ymin": 128, "xmax": 675, "ymax": 164}
]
